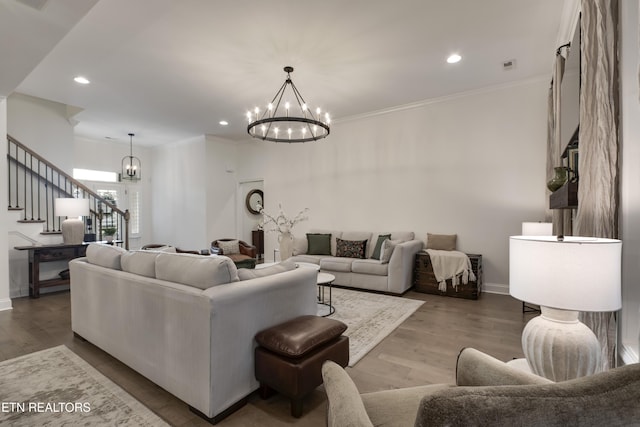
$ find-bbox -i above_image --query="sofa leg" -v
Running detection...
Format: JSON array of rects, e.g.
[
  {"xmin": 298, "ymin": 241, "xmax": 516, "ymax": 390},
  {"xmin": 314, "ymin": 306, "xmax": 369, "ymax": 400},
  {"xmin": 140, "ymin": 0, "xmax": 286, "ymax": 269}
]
[
  {"xmin": 291, "ymin": 398, "xmax": 304, "ymax": 418},
  {"xmin": 189, "ymin": 397, "xmax": 248, "ymax": 425}
]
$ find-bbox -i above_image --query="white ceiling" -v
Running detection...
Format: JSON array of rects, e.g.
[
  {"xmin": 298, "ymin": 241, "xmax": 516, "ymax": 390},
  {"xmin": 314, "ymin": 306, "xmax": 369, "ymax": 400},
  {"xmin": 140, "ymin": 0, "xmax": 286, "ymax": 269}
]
[{"xmin": 3, "ymin": 0, "xmax": 566, "ymax": 147}]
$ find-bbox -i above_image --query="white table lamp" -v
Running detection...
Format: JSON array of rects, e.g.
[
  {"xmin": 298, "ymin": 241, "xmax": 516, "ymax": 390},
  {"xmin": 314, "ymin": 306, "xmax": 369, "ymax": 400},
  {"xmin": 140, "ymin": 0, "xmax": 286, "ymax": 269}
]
[
  {"xmin": 55, "ymin": 198, "xmax": 89, "ymax": 245},
  {"xmin": 521, "ymin": 222, "xmax": 552, "ymax": 236},
  {"xmin": 509, "ymin": 236, "xmax": 621, "ymax": 381}
]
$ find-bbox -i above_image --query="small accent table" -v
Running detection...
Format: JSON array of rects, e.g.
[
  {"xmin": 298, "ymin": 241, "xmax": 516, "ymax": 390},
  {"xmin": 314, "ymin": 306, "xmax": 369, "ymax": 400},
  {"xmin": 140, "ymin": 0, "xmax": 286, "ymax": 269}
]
[
  {"xmin": 317, "ymin": 272, "xmax": 335, "ymax": 317},
  {"xmin": 14, "ymin": 243, "xmax": 88, "ymax": 298}
]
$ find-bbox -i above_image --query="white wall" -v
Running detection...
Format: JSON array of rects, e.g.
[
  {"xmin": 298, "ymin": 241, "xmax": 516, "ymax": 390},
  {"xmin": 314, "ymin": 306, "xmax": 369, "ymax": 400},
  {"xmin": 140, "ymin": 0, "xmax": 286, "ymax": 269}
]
[
  {"xmin": 149, "ymin": 134, "xmax": 239, "ymax": 251},
  {"xmin": 7, "ymin": 93, "xmax": 75, "ymax": 172},
  {"xmin": 205, "ymin": 136, "xmax": 239, "ymax": 246},
  {"xmin": 0, "ymin": 97, "xmax": 12, "ymax": 310},
  {"xmin": 237, "ymin": 79, "xmax": 550, "ymax": 289},
  {"xmin": 151, "ymin": 136, "xmax": 208, "ymax": 249},
  {"xmin": 619, "ymin": 0, "xmax": 640, "ymax": 364}
]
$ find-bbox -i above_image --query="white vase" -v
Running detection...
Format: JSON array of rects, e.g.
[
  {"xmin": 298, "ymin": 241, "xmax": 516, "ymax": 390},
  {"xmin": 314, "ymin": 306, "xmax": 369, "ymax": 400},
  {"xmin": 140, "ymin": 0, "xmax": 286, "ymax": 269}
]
[{"xmin": 279, "ymin": 231, "xmax": 294, "ymax": 260}]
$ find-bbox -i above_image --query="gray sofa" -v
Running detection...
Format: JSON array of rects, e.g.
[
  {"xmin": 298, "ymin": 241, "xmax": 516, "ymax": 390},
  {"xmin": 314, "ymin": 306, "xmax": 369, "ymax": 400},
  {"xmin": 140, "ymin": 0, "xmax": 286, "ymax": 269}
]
[
  {"xmin": 69, "ymin": 244, "xmax": 317, "ymax": 423},
  {"xmin": 289, "ymin": 230, "xmax": 423, "ymax": 294},
  {"xmin": 322, "ymin": 347, "xmax": 640, "ymax": 426}
]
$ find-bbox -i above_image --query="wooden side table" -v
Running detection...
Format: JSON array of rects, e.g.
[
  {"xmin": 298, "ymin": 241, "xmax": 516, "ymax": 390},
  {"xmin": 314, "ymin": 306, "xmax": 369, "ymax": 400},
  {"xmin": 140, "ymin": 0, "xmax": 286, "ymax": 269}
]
[
  {"xmin": 14, "ymin": 243, "xmax": 88, "ymax": 298},
  {"xmin": 252, "ymin": 229, "xmax": 264, "ymax": 260}
]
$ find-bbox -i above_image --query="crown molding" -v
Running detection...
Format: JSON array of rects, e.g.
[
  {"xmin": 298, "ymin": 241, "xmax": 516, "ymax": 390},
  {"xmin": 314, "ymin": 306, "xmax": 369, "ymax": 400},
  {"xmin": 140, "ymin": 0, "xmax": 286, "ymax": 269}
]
[{"xmin": 334, "ymin": 75, "xmax": 550, "ymax": 125}]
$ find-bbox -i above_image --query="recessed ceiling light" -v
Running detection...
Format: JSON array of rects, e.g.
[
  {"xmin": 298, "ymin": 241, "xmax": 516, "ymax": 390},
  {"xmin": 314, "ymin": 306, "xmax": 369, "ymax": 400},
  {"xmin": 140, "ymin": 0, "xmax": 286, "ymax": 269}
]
[
  {"xmin": 219, "ymin": 120, "xmax": 229, "ymax": 126},
  {"xmin": 74, "ymin": 76, "xmax": 90, "ymax": 84},
  {"xmin": 447, "ymin": 54, "xmax": 462, "ymax": 64}
]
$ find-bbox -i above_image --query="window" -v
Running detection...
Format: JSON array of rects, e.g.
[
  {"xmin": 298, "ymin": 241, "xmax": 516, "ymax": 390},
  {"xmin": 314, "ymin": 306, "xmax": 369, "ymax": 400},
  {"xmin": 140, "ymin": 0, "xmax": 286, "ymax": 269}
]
[
  {"xmin": 73, "ymin": 168, "xmax": 117, "ymax": 182},
  {"xmin": 97, "ymin": 189, "xmax": 119, "ymax": 232},
  {"xmin": 129, "ymin": 190, "xmax": 140, "ymax": 235}
]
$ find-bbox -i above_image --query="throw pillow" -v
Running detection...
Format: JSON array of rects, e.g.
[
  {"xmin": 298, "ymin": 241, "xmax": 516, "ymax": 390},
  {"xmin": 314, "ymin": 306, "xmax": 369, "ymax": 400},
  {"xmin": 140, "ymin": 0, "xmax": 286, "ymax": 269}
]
[
  {"xmin": 380, "ymin": 239, "xmax": 401, "ymax": 264},
  {"xmin": 307, "ymin": 233, "xmax": 331, "ymax": 255},
  {"xmin": 292, "ymin": 236, "xmax": 308, "ymax": 256},
  {"xmin": 218, "ymin": 239, "xmax": 240, "ymax": 255},
  {"xmin": 370, "ymin": 234, "xmax": 392, "ymax": 260},
  {"xmin": 336, "ymin": 238, "xmax": 367, "ymax": 259},
  {"xmin": 427, "ymin": 233, "xmax": 457, "ymax": 251}
]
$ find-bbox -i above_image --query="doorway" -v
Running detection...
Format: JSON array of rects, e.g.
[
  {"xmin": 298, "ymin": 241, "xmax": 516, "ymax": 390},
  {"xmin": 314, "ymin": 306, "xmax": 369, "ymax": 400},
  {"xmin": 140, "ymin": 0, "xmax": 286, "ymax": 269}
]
[{"xmin": 238, "ymin": 179, "xmax": 264, "ymax": 256}]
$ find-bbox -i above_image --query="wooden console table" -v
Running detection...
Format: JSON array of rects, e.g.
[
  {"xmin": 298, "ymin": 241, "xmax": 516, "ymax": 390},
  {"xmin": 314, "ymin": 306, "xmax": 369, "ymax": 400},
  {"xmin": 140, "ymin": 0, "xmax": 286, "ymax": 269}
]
[{"xmin": 14, "ymin": 243, "xmax": 88, "ymax": 298}]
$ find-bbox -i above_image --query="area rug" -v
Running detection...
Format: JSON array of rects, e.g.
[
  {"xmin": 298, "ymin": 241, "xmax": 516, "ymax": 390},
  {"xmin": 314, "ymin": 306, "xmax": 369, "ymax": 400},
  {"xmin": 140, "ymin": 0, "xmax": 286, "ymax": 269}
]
[
  {"xmin": 0, "ymin": 346, "xmax": 168, "ymax": 426},
  {"xmin": 319, "ymin": 287, "xmax": 424, "ymax": 366}
]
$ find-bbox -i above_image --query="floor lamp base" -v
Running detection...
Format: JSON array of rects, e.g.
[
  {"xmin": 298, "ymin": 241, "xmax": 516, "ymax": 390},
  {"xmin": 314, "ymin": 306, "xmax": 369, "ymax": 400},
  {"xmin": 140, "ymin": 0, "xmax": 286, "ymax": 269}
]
[{"xmin": 522, "ymin": 306, "xmax": 601, "ymax": 382}]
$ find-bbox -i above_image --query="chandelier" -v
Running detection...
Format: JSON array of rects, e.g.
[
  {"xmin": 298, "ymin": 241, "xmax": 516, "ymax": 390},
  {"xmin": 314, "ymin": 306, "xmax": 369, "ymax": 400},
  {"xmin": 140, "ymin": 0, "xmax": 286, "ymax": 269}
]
[
  {"xmin": 121, "ymin": 133, "xmax": 141, "ymax": 181},
  {"xmin": 247, "ymin": 66, "xmax": 330, "ymax": 143}
]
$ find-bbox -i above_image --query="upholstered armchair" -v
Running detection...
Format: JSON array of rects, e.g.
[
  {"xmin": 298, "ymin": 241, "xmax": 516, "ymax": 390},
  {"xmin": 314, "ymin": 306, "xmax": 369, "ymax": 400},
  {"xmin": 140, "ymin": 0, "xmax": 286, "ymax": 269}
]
[
  {"xmin": 322, "ymin": 347, "xmax": 640, "ymax": 426},
  {"xmin": 211, "ymin": 239, "xmax": 257, "ymax": 268}
]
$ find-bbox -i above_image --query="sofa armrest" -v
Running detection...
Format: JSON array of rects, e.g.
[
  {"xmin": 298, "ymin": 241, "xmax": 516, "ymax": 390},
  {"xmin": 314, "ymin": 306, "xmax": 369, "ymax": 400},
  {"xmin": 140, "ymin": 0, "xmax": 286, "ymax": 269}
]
[
  {"xmin": 239, "ymin": 241, "xmax": 257, "ymax": 258},
  {"xmin": 387, "ymin": 239, "xmax": 424, "ymax": 294},
  {"xmin": 202, "ymin": 267, "xmax": 317, "ymax": 416},
  {"xmin": 456, "ymin": 348, "xmax": 552, "ymax": 386}
]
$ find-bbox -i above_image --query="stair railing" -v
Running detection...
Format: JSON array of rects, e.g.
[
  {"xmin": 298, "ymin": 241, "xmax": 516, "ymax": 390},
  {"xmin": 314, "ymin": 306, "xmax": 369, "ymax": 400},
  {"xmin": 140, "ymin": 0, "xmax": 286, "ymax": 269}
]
[{"xmin": 6, "ymin": 135, "xmax": 130, "ymax": 249}]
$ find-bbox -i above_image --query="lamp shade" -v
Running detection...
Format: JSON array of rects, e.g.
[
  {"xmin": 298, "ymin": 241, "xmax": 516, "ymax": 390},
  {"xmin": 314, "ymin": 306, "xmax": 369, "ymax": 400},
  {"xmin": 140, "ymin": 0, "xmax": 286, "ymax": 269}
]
[
  {"xmin": 509, "ymin": 236, "xmax": 621, "ymax": 312},
  {"xmin": 521, "ymin": 222, "xmax": 553, "ymax": 236},
  {"xmin": 55, "ymin": 198, "xmax": 89, "ymax": 217}
]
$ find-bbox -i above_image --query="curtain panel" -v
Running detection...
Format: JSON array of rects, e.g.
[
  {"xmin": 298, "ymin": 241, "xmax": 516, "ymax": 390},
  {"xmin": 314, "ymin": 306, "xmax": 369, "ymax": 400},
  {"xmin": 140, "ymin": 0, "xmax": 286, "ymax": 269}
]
[{"xmin": 574, "ymin": 0, "xmax": 620, "ymax": 371}]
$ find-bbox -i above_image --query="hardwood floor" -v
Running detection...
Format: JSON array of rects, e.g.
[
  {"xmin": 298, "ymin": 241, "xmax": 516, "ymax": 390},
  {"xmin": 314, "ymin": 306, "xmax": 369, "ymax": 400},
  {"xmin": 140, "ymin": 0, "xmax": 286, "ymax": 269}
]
[{"xmin": 0, "ymin": 290, "xmax": 534, "ymax": 426}]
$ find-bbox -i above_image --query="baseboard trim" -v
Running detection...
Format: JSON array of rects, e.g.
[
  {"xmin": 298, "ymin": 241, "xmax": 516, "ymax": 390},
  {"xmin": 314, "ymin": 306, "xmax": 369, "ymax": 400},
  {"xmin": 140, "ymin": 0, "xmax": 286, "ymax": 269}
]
[
  {"xmin": 619, "ymin": 343, "xmax": 639, "ymax": 365},
  {"xmin": 0, "ymin": 298, "xmax": 13, "ymax": 311},
  {"xmin": 482, "ymin": 283, "xmax": 509, "ymax": 295}
]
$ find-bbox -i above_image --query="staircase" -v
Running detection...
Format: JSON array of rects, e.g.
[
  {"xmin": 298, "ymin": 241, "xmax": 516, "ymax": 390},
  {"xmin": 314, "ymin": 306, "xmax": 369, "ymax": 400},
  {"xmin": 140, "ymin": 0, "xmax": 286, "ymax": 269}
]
[{"xmin": 6, "ymin": 134, "xmax": 130, "ymax": 248}]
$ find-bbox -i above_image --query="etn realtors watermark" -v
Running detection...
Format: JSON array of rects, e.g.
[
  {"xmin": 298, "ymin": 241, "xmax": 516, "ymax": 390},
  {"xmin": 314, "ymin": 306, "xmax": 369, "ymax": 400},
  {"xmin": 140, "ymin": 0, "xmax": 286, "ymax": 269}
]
[{"xmin": 2, "ymin": 401, "xmax": 91, "ymax": 413}]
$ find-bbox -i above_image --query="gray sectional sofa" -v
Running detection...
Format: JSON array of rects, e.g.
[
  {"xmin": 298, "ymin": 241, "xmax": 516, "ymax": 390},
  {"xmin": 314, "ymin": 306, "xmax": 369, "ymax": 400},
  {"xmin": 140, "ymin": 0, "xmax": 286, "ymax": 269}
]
[
  {"xmin": 69, "ymin": 244, "xmax": 317, "ymax": 423},
  {"xmin": 289, "ymin": 230, "xmax": 423, "ymax": 294}
]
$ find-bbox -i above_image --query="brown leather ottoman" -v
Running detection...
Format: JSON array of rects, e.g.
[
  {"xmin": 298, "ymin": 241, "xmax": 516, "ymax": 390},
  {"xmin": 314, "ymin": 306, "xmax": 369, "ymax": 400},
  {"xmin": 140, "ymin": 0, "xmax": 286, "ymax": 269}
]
[{"xmin": 255, "ymin": 315, "xmax": 349, "ymax": 417}]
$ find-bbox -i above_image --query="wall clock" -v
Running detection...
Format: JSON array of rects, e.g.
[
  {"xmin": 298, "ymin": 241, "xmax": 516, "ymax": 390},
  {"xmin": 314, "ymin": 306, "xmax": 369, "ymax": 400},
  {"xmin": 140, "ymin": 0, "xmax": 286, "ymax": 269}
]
[{"xmin": 246, "ymin": 189, "xmax": 264, "ymax": 215}]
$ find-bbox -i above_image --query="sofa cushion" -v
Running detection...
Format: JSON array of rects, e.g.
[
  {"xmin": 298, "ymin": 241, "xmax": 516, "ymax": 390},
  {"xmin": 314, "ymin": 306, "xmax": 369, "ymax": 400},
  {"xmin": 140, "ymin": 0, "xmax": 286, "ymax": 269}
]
[
  {"xmin": 427, "ymin": 233, "xmax": 457, "ymax": 251},
  {"xmin": 142, "ymin": 245, "xmax": 177, "ymax": 253},
  {"xmin": 292, "ymin": 236, "xmax": 308, "ymax": 256},
  {"xmin": 320, "ymin": 257, "xmax": 354, "ymax": 273},
  {"xmin": 238, "ymin": 260, "xmax": 297, "ymax": 280},
  {"xmin": 370, "ymin": 234, "xmax": 391, "ymax": 260},
  {"xmin": 307, "ymin": 233, "xmax": 332, "ymax": 255},
  {"xmin": 86, "ymin": 243, "xmax": 127, "ymax": 270},
  {"xmin": 155, "ymin": 253, "xmax": 239, "ymax": 289},
  {"xmin": 289, "ymin": 254, "xmax": 331, "ymax": 264},
  {"xmin": 352, "ymin": 259, "xmax": 389, "ymax": 276},
  {"xmin": 121, "ymin": 250, "xmax": 160, "ymax": 278},
  {"xmin": 380, "ymin": 240, "xmax": 401, "ymax": 264},
  {"xmin": 218, "ymin": 239, "xmax": 240, "ymax": 255},
  {"xmin": 336, "ymin": 238, "xmax": 368, "ymax": 259}
]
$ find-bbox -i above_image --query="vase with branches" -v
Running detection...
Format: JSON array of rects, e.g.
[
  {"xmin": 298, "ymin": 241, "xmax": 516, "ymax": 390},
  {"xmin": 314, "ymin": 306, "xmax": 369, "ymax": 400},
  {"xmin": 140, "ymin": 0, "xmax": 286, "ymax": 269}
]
[{"xmin": 258, "ymin": 203, "xmax": 309, "ymax": 260}]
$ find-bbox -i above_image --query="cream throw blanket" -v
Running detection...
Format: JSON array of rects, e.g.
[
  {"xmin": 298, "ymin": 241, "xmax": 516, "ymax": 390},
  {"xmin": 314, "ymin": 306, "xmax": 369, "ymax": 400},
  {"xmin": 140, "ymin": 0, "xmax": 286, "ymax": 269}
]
[{"xmin": 425, "ymin": 249, "xmax": 476, "ymax": 292}]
